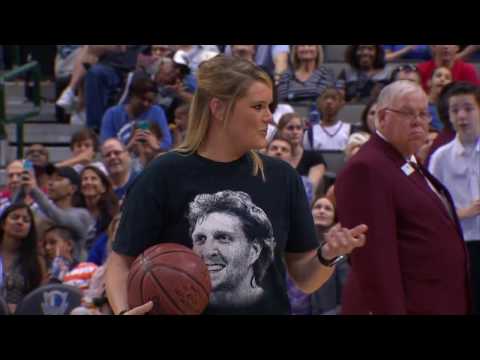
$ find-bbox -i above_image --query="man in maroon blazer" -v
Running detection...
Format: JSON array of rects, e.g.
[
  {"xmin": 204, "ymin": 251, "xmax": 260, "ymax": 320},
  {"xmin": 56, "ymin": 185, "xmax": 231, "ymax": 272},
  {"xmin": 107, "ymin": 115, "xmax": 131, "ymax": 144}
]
[{"xmin": 335, "ymin": 80, "xmax": 471, "ymax": 315}]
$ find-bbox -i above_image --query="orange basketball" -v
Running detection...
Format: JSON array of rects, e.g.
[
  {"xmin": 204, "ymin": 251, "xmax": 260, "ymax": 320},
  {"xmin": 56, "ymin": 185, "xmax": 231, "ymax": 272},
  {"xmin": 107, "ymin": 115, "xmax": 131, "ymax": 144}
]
[{"xmin": 127, "ymin": 243, "xmax": 211, "ymax": 315}]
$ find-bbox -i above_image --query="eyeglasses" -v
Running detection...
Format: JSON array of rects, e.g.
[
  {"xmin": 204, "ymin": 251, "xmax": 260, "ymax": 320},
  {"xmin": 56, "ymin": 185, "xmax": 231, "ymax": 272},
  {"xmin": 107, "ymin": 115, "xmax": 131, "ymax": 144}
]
[{"xmin": 385, "ymin": 108, "xmax": 432, "ymax": 123}]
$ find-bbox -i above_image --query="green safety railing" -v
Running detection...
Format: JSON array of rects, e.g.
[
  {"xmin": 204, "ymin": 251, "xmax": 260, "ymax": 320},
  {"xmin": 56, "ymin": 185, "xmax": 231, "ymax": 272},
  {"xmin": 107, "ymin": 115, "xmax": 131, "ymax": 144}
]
[{"xmin": 0, "ymin": 60, "xmax": 42, "ymax": 163}]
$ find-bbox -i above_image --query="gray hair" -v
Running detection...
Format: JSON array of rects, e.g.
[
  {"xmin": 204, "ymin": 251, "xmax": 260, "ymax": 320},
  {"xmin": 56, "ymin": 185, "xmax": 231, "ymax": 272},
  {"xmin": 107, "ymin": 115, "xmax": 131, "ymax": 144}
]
[{"xmin": 375, "ymin": 80, "xmax": 427, "ymax": 128}]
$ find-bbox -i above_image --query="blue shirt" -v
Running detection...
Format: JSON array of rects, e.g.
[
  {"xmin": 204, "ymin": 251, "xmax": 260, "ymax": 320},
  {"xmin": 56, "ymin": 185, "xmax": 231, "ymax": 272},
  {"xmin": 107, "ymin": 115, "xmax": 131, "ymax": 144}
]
[
  {"xmin": 114, "ymin": 170, "xmax": 139, "ymax": 201},
  {"xmin": 428, "ymin": 103, "xmax": 444, "ymax": 131},
  {"xmin": 87, "ymin": 232, "xmax": 109, "ymax": 266},
  {"xmin": 383, "ymin": 45, "xmax": 432, "ymax": 60},
  {"xmin": 429, "ymin": 137, "xmax": 480, "ymax": 241},
  {"xmin": 100, "ymin": 104, "xmax": 172, "ymax": 150}
]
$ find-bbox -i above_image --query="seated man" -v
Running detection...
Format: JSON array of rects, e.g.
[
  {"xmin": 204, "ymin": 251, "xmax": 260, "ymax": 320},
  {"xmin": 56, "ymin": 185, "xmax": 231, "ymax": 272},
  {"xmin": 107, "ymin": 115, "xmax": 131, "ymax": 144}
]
[
  {"xmin": 100, "ymin": 77, "xmax": 172, "ymax": 153},
  {"xmin": 101, "ymin": 138, "xmax": 138, "ymax": 201},
  {"xmin": 84, "ymin": 45, "xmax": 150, "ymax": 131},
  {"xmin": 151, "ymin": 57, "xmax": 195, "ymax": 124}
]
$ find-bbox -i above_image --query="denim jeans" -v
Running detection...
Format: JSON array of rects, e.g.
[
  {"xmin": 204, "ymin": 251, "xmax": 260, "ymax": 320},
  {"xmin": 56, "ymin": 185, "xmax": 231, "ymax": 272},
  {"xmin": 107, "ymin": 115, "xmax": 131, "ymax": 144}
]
[{"xmin": 85, "ymin": 63, "xmax": 122, "ymax": 130}]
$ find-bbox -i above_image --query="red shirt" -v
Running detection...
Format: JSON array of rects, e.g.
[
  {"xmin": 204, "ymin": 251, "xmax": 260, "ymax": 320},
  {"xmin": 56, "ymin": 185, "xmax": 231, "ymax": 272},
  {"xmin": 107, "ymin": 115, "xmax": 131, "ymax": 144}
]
[{"xmin": 417, "ymin": 59, "xmax": 480, "ymax": 92}]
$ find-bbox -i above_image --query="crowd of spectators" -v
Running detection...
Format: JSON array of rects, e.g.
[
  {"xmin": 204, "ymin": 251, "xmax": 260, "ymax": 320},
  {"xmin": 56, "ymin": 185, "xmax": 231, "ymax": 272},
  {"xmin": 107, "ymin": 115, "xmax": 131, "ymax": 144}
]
[{"xmin": 0, "ymin": 44, "xmax": 479, "ymax": 315}]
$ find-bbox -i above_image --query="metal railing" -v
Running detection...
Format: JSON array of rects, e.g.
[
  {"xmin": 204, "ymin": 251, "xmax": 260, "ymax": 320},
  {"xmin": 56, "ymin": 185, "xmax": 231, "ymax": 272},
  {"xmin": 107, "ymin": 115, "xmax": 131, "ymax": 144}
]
[{"xmin": 0, "ymin": 61, "xmax": 42, "ymax": 166}]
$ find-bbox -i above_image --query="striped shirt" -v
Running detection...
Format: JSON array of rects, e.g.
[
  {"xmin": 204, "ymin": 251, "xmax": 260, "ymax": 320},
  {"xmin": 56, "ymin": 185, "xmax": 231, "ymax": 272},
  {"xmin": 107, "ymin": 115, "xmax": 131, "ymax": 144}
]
[{"xmin": 277, "ymin": 66, "xmax": 341, "ymax": 103}]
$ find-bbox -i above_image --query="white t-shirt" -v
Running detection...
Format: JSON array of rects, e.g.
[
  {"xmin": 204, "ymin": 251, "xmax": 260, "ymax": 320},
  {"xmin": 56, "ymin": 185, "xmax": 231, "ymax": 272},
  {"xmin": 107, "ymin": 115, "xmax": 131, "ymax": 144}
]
[{"xmin": 304, "ymin": 121, "xmax": 352, "ymax": 151}]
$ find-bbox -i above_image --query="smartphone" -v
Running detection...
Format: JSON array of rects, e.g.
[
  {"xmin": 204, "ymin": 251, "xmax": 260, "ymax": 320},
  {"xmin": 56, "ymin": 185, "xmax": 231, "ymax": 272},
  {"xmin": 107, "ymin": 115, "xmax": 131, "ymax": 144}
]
[
  {"xmin": 23, "ymin": 159, "xmax": 34, "ymax": 173},
  {"xmin": 136, "ymin": 121, "xmax": 150, "ymax": 131}
]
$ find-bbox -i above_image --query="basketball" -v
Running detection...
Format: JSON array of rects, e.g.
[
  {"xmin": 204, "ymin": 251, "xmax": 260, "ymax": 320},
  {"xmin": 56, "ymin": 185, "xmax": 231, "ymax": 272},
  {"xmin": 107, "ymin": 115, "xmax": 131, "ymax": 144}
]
[{"xmin": 127, "ymin": 243, "xmax": 212, "ymax": 315}]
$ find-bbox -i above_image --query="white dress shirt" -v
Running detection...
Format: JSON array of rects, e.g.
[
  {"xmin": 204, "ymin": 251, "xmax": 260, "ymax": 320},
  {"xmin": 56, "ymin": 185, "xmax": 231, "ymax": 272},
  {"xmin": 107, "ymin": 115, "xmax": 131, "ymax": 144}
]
[{"xmin": 429, "ymin": 137, "xmax": 480, "ymax": 241}]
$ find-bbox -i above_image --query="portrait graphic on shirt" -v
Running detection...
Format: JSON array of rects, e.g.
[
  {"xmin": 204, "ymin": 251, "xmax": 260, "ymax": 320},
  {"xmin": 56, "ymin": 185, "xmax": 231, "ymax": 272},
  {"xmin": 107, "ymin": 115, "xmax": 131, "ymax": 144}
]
[{"xmin": 186, "ymin": 191, "xmax": 276, "ymax": 310}]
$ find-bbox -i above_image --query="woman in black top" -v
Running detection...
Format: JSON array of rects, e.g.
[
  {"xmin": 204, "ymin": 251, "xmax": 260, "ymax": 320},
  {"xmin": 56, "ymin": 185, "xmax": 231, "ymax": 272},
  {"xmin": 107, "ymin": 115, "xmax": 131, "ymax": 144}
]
[
  {"xmin": 105, "ymin": 55, "xmax": 367, "ymax": 315},
  {"xmin": 277, "ymin": 113, "xmax": 326, "ymax": 195}
]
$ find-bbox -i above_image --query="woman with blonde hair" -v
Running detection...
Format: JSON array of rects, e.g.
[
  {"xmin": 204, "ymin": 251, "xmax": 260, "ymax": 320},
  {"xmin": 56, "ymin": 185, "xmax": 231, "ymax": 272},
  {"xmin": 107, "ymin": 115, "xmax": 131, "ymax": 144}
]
[
  {"xmin": 277, "ymin": 45, "xmax": 339, "ymax": 105},
  {"xmin": 105, "ymin": 55, "xmax": 367, "ymax": 315}
]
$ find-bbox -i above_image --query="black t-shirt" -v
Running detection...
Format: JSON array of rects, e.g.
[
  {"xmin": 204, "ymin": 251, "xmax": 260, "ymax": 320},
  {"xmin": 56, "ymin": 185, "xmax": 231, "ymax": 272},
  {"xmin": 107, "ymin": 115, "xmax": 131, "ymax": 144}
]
[
  {"xmin": 113, "ymin": 151, "xmax": 318, "ymax": 315},
  {"xmin": 296, "ymin": 150, "xmax": 327, "ymax": 176}
]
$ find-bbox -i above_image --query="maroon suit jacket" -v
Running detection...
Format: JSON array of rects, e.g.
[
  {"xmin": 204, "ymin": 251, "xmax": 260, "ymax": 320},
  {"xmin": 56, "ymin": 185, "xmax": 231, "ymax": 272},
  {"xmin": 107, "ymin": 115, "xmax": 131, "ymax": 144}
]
[{"xmin": 335, "ymin": 134, "xmax": 471, "ymax": 315}]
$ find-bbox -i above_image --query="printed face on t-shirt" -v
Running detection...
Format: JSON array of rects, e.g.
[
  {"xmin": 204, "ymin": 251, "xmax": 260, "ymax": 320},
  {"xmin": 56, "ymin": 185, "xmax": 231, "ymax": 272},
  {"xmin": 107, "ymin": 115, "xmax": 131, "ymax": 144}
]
[{"xmin": 192, "ymin": 212, "xmax": 261, "ymax": 293}]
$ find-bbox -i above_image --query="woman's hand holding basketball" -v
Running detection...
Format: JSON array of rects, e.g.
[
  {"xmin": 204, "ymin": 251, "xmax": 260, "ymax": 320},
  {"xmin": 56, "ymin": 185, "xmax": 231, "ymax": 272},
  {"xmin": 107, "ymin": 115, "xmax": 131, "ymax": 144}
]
[{"xmin": 123, "ymin": 301, "xmax": 154, "ymax": 315}]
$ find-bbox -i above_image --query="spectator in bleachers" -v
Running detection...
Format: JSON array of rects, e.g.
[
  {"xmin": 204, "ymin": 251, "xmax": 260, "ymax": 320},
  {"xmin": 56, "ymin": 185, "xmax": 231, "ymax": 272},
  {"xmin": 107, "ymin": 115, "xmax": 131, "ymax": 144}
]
[
  {"xmin": 75, "ymin": 166, "xmax": 119, "ymax": 251},
  {"xmin": 171, "ymin": 102, "xmax": 190, "ymax": 148},
  {"xmin": 359, "ymin": 98, "xmax": 378, "ymax": 134},
  {"xmin": 84, "ymin": 45, "xmax": 149, "ymax": 131},
  {"xmin": 56, "ymin": 45, "xmax": 97, "ymax": 125},
  {"xmin": 383, "ymin": 45, "xmax": 432, "ymax": 62},
  {"xmin": 304, "ymin": 88, "xmax": 357, "ymax": 151},
  {"xmin": 100, "ymin": 77, "xmax": 172, "ymax": 151},
  {"xmin": 266, "ymin": 135, "xmax": 314, "ymax": 205},
  {"xmin": 225, "ymin": 45, "xmax": 290, "ymax": 82},
  {"xmin": 287, "ymin": 196, "xmax": 349, "ymax": 315},
  {"xmin": 44, "ymin": 225, "xmax": 97, "ymax": 291},
  {"xmin": 417, "ymin": 45, "xmax": 480, "ymax": 92},
  {"xmin": 0, "ymin": 203, "xmax": 46, "ymax": 312},
  {"xmin": 277, "ymin": 113, "xmax": 326, "ymax": 196},
  {"xmin": 427, "ymin": 67, "xmax": 453, "ymax": 131},
  {"xmin": 277, "ymin": 45, "xmax": 338, "ymax": 105},
  {"xmin": 0, "ymin": 160, "xmax": 42, "ymax": 217},
  {"xmin": 173, "ymin": 45, "xmax": 219, "ymax": 76},
  {"xmin": 130, "ymin": 122, "xmax": 165, "ymax": 171},
  {"xmin": 231, "ymin": 45, "xmax": 256, "ymax": 63},
  {"xmin": 25, "ymin": 144, "xmax": 50, "ymax": 190},
  {"xmin": 338, "ymin": 45, "xmax": 390, "ymax": 103},
  {"xmin": 428, "ymin": 82, "xmax": 480, "ymax": 314},
  {"xmin": 20, "ymin": 165, "xmax": 95, "ymax": 261},
  {"xmin": 151, "ymin": 45, "xmax": 176, "ymax": 60},
  {"xmin": 57, "ymin": 128, "xmax": 107, "ymax": 175},
  {"xmin": 101, "ymin": 139, "xmax": 137, "ymax": 201},
  {"xmin": 152, "ymin": 57, "xmax": 195, "ymax": 124},
  {"xmin": 390, "ymin": 64, "xmax": 421, "ymax": 84}
]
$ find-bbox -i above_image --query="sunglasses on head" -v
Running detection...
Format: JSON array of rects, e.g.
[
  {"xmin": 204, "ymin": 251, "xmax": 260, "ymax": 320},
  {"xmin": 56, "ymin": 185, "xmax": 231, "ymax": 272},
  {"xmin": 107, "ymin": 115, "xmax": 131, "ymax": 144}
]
[{"xmin": 395, "ymin": 64, "xmax": 417, "ymax": 73}]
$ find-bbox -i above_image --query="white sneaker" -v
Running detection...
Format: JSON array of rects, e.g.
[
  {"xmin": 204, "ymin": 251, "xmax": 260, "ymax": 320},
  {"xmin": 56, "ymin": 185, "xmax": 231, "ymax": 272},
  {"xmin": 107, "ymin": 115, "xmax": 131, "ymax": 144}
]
[
  {"xmin": 71, "ymin": 110, "xmax": 86, "ymax": 126},
  {"xmin": 56, "ymin": 87, "xmax": 75, "ymax": 112}
]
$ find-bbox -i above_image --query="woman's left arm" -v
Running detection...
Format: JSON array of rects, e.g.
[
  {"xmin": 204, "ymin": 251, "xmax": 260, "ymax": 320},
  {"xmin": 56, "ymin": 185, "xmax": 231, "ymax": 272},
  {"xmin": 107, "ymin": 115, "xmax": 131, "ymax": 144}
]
[
  {"xmin": 285, "ymin": 224, "xmax": 367, "ymax": 294},
  {"xmin": 308, "ymin": 164, "xmax": 326, "ymax": 195}
]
